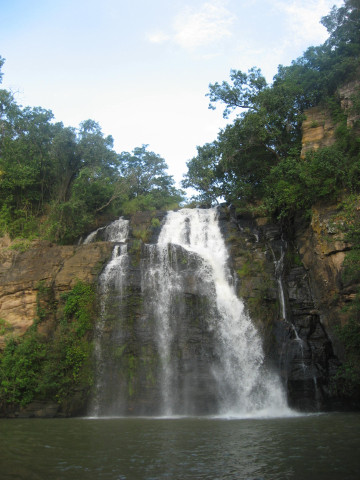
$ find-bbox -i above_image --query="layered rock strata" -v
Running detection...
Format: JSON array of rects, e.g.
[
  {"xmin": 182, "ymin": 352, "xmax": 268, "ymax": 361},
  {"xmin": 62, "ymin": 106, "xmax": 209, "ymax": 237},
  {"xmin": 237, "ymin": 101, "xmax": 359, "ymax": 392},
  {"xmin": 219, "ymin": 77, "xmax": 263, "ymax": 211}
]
[{"xmin": 0, "ymin": 239, "xmax": 113, "ymax": 348}]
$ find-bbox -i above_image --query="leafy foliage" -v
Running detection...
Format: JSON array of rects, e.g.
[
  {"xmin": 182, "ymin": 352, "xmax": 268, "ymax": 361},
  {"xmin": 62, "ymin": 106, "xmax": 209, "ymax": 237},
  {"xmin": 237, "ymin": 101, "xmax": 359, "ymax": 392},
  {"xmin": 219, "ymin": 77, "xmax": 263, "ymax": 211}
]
[
  {"xmin": 119, "ymin": 145, "xmax": 184, "ymax": 212},
  {"xmin": 0, "ymin": 281, "xmax": 96, "ymax": 408},
  {"xmin": 0, "ymin": 59, "xmax": 183, "ymax": 242},
  {"xmin": 182, "ymin": 1, "xmax": 360, "ymax": 400},
  {"xmin": 182, "ymin": 143, "xmax": 223, "ymax": 205},
  {"xmin": 264, "ymin": 145, "xmax": 360, "ymax": 219},
  {"xmin": 207, "ymin": 67, "xmax": 267, "ymax": 117},
  {"xmin": 184, "ymin": 0, "xmax": 360, "ymax": 211}
]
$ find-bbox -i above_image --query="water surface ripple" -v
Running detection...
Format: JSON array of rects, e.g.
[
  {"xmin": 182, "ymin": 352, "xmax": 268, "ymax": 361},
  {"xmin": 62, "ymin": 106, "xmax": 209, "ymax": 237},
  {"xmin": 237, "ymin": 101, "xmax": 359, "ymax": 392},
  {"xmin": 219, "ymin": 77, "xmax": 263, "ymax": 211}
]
[{"xmin": 1, "ymin": 413, "xmax": 360, "ymax": 479}]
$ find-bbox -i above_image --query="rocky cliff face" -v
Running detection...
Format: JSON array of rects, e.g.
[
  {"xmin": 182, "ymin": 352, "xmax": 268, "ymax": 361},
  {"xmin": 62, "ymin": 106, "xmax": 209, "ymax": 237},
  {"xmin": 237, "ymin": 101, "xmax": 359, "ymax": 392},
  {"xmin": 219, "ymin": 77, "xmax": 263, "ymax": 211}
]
[
  {"xmin": 0, "ymin": 237, "xmax": 113, "ymax": 349},
  {"xmin": 300, "ymin": 107, "xmax": 336, "ymax": 158},
  {"xmin": 0, "ymin": 205, "xmax": 354, "ymax": 416},
  {"xmin": 0, "ymin": 237, "xmax": 114, "ymax": 417},
  {"xmin": 220, "ymin": 206, "xmax": 344, "ymax": 411},
  {"xmin": 300, "ymin": 77, "xmax": 360, "ymax": 158}
]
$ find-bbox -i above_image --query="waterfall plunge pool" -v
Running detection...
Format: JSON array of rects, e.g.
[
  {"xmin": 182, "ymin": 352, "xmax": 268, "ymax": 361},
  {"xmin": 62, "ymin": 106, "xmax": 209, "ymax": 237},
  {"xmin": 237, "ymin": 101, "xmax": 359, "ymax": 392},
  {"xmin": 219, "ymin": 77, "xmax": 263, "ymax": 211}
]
[{"xmin": 1, "ymin": 413, "xmax": 360, "ymax": 479}]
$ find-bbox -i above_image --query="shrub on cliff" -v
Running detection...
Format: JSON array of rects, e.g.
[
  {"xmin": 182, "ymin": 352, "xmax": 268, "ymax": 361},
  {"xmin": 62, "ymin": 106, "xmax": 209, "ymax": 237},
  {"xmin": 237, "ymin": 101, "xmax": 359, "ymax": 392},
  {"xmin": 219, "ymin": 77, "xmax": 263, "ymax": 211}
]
[
  {"xmin": 0, "ymin": 58, "xmax": 184, "ymax": 244},
  {"xmin": 183, "ymin": 0, "xmax": 360, "ymax": 211},
  {"xmin": 0, "ymin": 281, "xmax": 97, "ymax": 413}
]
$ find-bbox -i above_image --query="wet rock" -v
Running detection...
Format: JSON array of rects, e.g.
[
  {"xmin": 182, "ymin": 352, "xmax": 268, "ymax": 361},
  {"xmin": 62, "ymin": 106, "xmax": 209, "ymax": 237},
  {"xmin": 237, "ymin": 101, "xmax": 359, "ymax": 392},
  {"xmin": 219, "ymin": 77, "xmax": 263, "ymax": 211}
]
[
  {"xmin": 225, "ymin": 207, "xmax": 344, "ymax": 411},
  {"xmin": 0, "ymin": 203, "xmax": 354, "ymax": 415},
  {"xmin": 17, "ymin": 401, "xmax": 60, "ymax": 418}
]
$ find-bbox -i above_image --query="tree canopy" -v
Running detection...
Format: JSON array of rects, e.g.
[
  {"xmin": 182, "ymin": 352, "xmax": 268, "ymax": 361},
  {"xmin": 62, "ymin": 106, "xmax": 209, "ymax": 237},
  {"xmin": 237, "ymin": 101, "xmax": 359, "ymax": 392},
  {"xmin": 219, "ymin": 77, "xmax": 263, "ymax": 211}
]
[
  {"xmin": 0, "ymin": 57, "xmax": 183, "ymax": 243},
  {"xmin": 183, "ymin": 0, "xmax": 360, "ymax": 212},
  {"xmin": 118, "ymin": 145, "xmax": 184, "ymax": 214},
  {"xmin": 182, "ymin": 1, "xmax": 360, "ymax": 398}
]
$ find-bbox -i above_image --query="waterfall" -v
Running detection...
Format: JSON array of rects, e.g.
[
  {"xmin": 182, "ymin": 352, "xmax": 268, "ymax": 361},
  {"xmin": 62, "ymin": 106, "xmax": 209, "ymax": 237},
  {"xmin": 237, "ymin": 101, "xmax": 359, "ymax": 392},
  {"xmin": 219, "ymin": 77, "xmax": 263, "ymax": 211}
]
[
  {"xmin": 83, "ymin": 217, "xmax": 129, "ymax": 244},
  {"xmin": 89, "ymin": 209, "xmax": 293, "ymax": 417},
  {"xmin": 273, "ymin": 245, "xmax": 287, "ymax": 321},
  {"xmin": 88, "ymin": 217, "xmax": 130, "ymax": 417},
  {"xmin": 270, "ymin": 241, "xmax": 307, "ymax": 377},
  {"xmin": 143, "ymin": 208, "xmax": 291, "ymax": 417}
]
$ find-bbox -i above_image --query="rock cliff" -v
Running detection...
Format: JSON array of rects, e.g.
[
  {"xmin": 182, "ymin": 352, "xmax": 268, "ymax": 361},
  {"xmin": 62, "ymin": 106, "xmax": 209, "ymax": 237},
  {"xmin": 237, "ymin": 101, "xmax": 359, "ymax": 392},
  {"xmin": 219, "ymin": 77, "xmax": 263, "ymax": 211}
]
[
  {"xmin": 0, "ymin": 238, "xmax": 113, "ymax": 348},
  {"xmin": 1, "ymin": 78, "xmax": 359, "ymax": 415},
  {"xmin": 300, "ymin": 77, "xmax": 360, "ymax": 158},
  {"xmin": 0, "ymin": 204, "xmax": 356, "ymax": 416},
  {"xmin": 220, "ymin": 206, "xmax": 344, "ymax": 411},
  {"xmin": 300, "ymin": 107, "xmax": 336, "ymax": 158}
]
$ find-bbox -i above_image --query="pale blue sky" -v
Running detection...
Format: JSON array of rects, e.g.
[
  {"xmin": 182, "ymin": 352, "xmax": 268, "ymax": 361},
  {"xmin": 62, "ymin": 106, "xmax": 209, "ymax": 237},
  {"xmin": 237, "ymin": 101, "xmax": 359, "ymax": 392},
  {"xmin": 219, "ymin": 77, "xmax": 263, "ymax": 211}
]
[{"xmin": 0, "ymin": 0, "xmax": 342, "ymax": 185}]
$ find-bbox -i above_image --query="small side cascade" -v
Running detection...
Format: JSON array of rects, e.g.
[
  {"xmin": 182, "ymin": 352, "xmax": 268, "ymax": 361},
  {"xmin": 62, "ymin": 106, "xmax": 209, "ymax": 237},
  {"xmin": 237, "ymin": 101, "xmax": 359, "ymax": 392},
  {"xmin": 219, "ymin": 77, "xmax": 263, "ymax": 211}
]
[
  {"xmin": 270, "ymin": 240, "xmax": 306, "ymax": 371},
  {"xmin": 83, "ymin": 229, "xmax": 100, "ymax": 245},
  {"xmin": 88, "ymin": 217, "xmax": 130, "ymax": 416},
  {"xmin": 273, "ymin": 244, "xmax": 287, "ymax": 321},
  {"xmin": 313, "ymin": 376, "xmax": 322, "ymax": 410},
  {"xmin": 274, "ymin": 242, "xmax": 308, "ymax": 381},
  {"xmin": 267, "ymin": 229, "xmax": 339, "ymax": 410},
  {"xmin": 83, "ymin": 217, "xmax": 129, "ymax": 244}
]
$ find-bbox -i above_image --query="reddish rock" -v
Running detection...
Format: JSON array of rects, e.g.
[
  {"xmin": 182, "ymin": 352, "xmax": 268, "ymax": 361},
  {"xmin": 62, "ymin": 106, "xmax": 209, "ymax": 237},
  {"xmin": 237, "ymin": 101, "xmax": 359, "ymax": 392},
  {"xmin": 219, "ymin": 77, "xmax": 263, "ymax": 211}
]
[{"xmin": 0, "ymin": 240, "xmax": 113, "ymax": 348}]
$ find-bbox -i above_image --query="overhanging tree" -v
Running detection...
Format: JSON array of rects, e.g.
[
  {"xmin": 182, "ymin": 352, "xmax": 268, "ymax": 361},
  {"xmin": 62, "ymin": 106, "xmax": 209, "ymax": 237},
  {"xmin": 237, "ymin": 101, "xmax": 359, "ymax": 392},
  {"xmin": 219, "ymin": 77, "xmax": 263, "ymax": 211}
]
[{"xmin": 119, "ymin": 145, "xmax": 184, "ymax": 212}]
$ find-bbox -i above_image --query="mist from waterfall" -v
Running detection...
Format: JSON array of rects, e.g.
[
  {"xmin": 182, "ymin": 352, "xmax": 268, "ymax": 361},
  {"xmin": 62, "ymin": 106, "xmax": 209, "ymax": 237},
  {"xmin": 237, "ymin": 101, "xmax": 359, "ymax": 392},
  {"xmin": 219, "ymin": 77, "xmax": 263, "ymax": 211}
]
[
  {"xmin": 89, "ymin": 209, "xmax": 293, "ymax": 418},
  {"xmin": 145, "ymin": 208, "xmax": 291, "ymax": 417},
  {"xmin": 88, "ymin": 217, "xmax": 130, "ymax": 417}
]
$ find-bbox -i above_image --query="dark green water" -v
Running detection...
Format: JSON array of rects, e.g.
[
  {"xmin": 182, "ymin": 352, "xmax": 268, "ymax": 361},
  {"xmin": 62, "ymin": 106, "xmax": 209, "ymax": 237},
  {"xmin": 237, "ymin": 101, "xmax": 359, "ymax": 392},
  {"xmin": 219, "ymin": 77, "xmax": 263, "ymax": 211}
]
[{"xmin": 1, "ymin": 413, "xmax": 360, "ymax": 480}]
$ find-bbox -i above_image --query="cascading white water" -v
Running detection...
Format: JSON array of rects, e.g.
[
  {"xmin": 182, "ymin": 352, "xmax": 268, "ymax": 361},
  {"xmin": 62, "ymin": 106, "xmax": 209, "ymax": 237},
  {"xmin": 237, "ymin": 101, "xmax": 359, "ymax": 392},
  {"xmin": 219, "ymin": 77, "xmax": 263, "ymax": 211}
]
[
  {"xmin": 271, "ymin": 243, "xmax": 307, "ymax": 374},
  {"xmin": 147, "ymin": 208, "xmax": 292, "ymax": 417},
  {"xmin": 86, "ymin": 210, "xmax": 295, "ymax": 417},
  {"xmin": 142, "ymin": 243, "xmax": 179, "ymax": 415},
  {"xmin": 83, "ymin": 217, "xmax": 129, "ymax": 244},
  {"xmin": 273, "ymin": 245, "xmax": 287, "ymax": 321},
  {"xmin": 88, "ymin": 217, "xmax": 130, "ymax": 416}
]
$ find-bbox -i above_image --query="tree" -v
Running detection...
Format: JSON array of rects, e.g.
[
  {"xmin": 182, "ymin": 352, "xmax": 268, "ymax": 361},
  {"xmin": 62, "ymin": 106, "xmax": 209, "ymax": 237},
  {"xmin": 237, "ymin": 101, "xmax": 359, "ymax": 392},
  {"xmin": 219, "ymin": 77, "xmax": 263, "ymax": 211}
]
[
  {"xmin": 0, "ymin": 57, "xmax": 23, "ymax": 147},
  {"xmin": 321, "ymin": 0, "xmax": 360, "ymax": 49},
  {"xmin": 203, "ymin": 65, "xmax": 308, "ymax": 203},
  {"xmin": 0, "ymin": 56, "xmax": 4, "ymax": 84},
  {"xmin": 46, "ymin": 121, "xmax": 125, "ymax": 243},
  {"xmin": 0, "ymin": 66, "xmax": 126, "ymax": 241},
  {"xmin": 119, "ymin": 145, "xmax": 171, "ymax": 196},
  {"xmin": 274, "ymin": 0, "xmax": 360, "ymax": 105},
  {"xmin": 0, "ymin": 56, "xmax": 182, "ymax": 242},
  {"xmin": 50, "ymin": 120, "xmax": 119, "ymax": 204},
  {"xmin": 207, "ymin": 67, "xmax": 267, "ymax": 118},
  {"xmin": 182, "ymin": 143, "xmax": 223, "ymax": 205},
  {"xmin": 77, "ymin": 119, "xmax": 119, "ymax": 173},
  {"xmin": 119, "ymin": 145, "xmax": 184, "ymax": 211},
  {"xmin": 0, "ymin": 93, "xmax": 61, "ymax": 235},
  {"xmin": 190, "ymin": 0, "xmax": 360, "ymax": 207}
]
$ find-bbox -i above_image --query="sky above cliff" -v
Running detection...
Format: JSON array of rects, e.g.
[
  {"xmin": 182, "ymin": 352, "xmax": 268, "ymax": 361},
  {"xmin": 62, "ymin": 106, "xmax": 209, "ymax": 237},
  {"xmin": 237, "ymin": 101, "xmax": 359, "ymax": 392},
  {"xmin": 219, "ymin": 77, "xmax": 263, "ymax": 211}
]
[{"xmin": 1, "ymin": 0, "xmax": 343, "ymax": 187}]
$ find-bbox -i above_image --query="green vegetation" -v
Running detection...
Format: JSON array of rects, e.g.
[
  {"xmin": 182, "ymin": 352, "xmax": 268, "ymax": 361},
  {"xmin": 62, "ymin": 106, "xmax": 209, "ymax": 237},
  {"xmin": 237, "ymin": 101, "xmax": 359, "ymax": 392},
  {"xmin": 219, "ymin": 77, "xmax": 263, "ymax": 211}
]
[
  {"xmin": 182, "ymin": 0, "xmax": 360, "ymax": 398},
  {"xmin": 0, "ymin": 281, "xmax": 97, "ymax": 410},
  {"xmin": 335, "ymin": 316, "xmax": 360, "ymax": 399},
  {"xmin": 0, "ymin": 59, "xmax": 184, "ymax": 243},
  {"xmin": 183, "ymin": 0, "xmax": 360, "ymax": 218},
  {"xmin": 0, "ymin": 318, "xmax": 11, "ymax": 336},
  {"xmin": 332, "ymin": 194, "xmax": 360, "ymax": 400},
  {"xmin": 1, "ymin": 1, "xmax": 360, "ymax": 409},
  {"xmin": 8, "ymin": 238, "xmax": 34, "ymax": 253}
]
